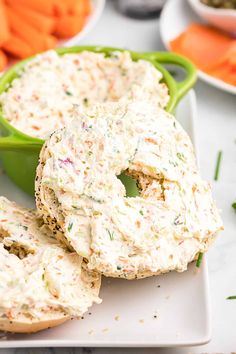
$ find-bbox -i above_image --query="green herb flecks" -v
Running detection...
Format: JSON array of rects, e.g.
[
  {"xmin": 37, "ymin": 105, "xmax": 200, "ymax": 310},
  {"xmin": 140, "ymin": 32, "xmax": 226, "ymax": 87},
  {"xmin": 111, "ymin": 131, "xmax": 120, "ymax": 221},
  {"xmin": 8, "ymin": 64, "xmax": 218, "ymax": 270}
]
[
  {"xmin": 139, "ymin": 210, "xmax": 144, "ymax": 216},
  {"xmin": 72, "ymin": 205, "xmax": 80, "ymax": 210},
  {"xmin": 169, "ymin": 160, "xmax": 178, "ymax": 167},
  {"xmin": 83, "ymin": 97, "xmax": 89, "ymax": 106},
  {"xmin": 65, "ymin": 90, "xmax": 73, "ymax": 96},
  {"xmin": 196, "ymin": 252, "xmax": 203, "ymax": 268},
  {"xmin": 214, "ymin": 150, "xmax": 222, "ymax": 181},
  {"xmin": 107, "ymin": 229, "xmax": 114, "ymax": 241},
  {"xmin": 68, "ymin": 222, "xmax": 73, "ymax": 232},
  {"xmin": 232, "ymin": 202, "xmax": 236, "ymax": 211},
  {"xmin": 227, "ymin": 296, "xmax": 236, "ymax": 300},
  {"xmin": 176, "ymin": 152, "xmax": 186, "ymax": 162}
]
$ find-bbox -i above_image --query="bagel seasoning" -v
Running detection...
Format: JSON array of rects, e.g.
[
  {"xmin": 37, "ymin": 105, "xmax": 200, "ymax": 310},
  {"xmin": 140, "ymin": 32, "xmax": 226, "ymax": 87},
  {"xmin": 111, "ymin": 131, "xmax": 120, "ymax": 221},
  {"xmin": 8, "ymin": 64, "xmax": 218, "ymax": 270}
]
[
  {"xmin": 36, "ymin": 100, "xmax": 223, "ymax": 279},
  {"xmin": 0, "ymin": 50, "xmax": 169, "ymax": 139},
  {"xmin": 0, "ymin": 197, "xmax": 101, "ymax": 332}
]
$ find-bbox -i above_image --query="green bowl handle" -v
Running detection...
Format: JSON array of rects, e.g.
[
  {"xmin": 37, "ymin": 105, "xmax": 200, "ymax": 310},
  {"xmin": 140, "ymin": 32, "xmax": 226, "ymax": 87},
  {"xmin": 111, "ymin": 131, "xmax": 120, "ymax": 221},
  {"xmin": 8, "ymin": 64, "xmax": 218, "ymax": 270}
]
[
  {"xmin": 145, "ymin": 52, "xmax": 197, "ymax": 106},
  {"xmin": 0, "ymin": 111, "xmax": 43, "ymax": 151},
  {"xmin": 0, "ymin": 132, "xmax": 42, "ymax": 152}
]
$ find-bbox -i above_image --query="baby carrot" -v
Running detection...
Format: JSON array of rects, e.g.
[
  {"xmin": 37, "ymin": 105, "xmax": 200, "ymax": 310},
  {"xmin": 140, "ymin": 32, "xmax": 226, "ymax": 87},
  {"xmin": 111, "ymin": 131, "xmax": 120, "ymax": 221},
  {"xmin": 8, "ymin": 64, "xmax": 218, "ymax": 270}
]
[
  {"xmin": 6, "ymin": 6, "xmax": 57, "ymax": 53},
  {"xmin": 8, "ymin": 4, "xmax": 56, "ymax": 34},
  {"xmin": 0, "ymin": 0, "xmax": 10, "ymax": 46},
  {"xmin": 55, "ymin": 14, "xmax": 85, "ymax": 38},
  {"xmin": 2, "ymin": 34, "xmax": 33, "ymax": 58},
  {"xmin": 0, "ymin": 50, "xmax": 7, "ymax": 71},
  {"xmin": 6, "ymin": 0, "xmax": 56, "ymax": 16}
]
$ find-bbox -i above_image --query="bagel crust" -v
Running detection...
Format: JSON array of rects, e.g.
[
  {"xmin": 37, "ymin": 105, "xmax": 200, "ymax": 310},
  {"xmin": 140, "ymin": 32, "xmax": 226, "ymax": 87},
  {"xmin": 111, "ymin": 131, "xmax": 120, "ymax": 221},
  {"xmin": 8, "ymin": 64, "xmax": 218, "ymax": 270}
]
[
  {"xmin": 36, "ymin": 100, "xmax": 223, "ymax": 279},
  {"xmin": 0, "ymin": 197, "xmax": 101, "ymax": 333},
  {"xmin": 0, "ymin": 314, "xmax": 68, "ymax": 334}
]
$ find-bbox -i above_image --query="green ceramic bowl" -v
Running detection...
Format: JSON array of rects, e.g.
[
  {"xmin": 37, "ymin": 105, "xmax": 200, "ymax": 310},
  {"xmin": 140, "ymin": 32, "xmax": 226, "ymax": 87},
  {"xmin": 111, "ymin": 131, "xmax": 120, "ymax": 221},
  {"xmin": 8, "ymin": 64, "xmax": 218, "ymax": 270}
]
[{"xmin": 0, "ymin": 46, "xmax": 197, "ymax": 196}]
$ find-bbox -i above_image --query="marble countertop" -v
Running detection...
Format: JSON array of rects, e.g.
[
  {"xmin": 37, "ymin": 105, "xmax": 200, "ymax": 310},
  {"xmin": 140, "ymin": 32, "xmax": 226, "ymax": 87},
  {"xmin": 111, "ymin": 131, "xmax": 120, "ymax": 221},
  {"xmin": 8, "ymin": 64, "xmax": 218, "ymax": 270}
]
[{"xmin": 1, "ymin": 1, "xmax": 236, "ymax": 353}]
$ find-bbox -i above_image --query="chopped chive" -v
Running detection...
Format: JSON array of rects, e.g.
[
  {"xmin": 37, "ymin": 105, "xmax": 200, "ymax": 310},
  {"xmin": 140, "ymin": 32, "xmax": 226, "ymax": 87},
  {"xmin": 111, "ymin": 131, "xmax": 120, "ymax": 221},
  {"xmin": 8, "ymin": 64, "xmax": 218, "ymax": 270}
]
[
  {"xmin": 227, "ymin": 296, "xmax": 236, "ymax": 300},
  {"xmin": 139, "ymin": 210, "xmax": 144, "ymax": 216},
  {"xmin": 232, "ymin": 202, "xmax": 236, "ymax": 211},
  {"xmin": 214, "ymin": 150, "xmax": 222, "ymax": 181},
  {"xmin": 196, "ymin": 252, "xmax": 203, "ymax": 268},
  {"xmin": 68, "ymin": 222, "xmax": 73, "ymax": 232},
  {"xmin": 65, "ymin": 90, "xmax": 73, "ymax": 96},
  {"xmin": 107, "ymin": 229, "xmax": 114, "ymax": 240},
  {"xmin": 176, "ymin": 152, "xmax": 186, "ymax": 162}
]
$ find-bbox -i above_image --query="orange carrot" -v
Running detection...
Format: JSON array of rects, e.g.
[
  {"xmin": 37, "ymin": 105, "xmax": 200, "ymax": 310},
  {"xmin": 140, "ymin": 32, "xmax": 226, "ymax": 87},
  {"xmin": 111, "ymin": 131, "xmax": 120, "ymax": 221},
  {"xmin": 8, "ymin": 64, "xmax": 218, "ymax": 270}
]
[
  {"xmin": 60, "ymin": 0, "xmax": 76, "ymax": 11},
  {"xmin": 65, "ymin": 0, "xmax": 85, "ymax": 15},
  {"xmin": 170, "ymin": 24, "xmax": 233, "ymax": 70},
  {"xmin": 5, "ymin": 6, "xmax": 57, "ymax": 53},
  {"xmin": 54, "ymin": 1, "xmax": 68, "ymax": 16},
  {"xmin": 2, "ymin": 34, "xmax": 33, "ymax": 58},
  {"xmin": 6, "ymin": 0, "xmax": 56, "ymax": 16},
  {"xmin": 84, "ymin": 0, "xmax": 92, "ymax": 16},
  {"xmin": 55, "ymin": 14, "xmax": 85, "ymax": 38},
  {"xmin": 8, "ymin": 4, "xmax": 55, "ymax": 34},
  {"xmin": 170, "ymin": 23, "xmax": 236, "ymax": 86},
  {"xmin": 209, "ymin": 65, "xmax": 236, "ymax": 85},
  {"xmin": 0, "ymin": 0, "xmax": 10, "ymax": 46},
  {"xmin": 0, "ymin": 50, "xmax": 7, "ymax": 71},
  {"xmin": 226, "ymin": 43, "xmax": 236, "ymax": 66}
]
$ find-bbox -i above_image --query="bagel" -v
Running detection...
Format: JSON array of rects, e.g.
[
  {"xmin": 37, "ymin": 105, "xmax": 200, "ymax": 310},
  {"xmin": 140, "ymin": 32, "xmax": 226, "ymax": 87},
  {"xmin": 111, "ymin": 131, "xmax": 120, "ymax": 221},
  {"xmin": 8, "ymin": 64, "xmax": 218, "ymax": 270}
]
[
  {"xmin": 0, "ymin": 197, "xmax": 101, "ymax": 333},
  {"xmin": 35, "ymin": 100, "xmax": 223, "ymax": 279},
  {"xmin": 0, "ymin": 50, "xmax": 169, "ymax": 139}
]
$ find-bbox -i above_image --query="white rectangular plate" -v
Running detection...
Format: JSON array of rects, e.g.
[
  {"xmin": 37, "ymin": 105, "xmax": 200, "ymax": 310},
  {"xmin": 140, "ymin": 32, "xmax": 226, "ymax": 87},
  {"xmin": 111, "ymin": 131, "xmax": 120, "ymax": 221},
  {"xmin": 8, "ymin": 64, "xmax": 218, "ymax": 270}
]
[{"xmin": 0, "ymin": 90, "xmax": 211, "ymax": 347}]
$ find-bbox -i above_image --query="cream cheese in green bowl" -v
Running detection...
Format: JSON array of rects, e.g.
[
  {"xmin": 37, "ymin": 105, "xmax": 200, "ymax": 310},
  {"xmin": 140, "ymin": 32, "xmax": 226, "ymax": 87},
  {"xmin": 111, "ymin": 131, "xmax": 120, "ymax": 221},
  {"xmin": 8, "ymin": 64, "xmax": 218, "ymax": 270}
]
[{"xmin": 0, "ymin": 46, "xmax": 196, "ymax": 195}]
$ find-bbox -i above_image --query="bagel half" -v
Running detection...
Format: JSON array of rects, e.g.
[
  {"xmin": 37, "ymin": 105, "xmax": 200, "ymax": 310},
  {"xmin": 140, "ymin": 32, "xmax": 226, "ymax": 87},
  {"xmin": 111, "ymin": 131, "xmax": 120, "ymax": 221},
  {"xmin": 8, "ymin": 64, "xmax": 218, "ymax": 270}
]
[
  {"xmin": 0, "ymin": 197, "xmax": 101, "ymax": 333},
  {"xmin": 36, "ymin": 100, "xmax": 223, "ymax": 279}
]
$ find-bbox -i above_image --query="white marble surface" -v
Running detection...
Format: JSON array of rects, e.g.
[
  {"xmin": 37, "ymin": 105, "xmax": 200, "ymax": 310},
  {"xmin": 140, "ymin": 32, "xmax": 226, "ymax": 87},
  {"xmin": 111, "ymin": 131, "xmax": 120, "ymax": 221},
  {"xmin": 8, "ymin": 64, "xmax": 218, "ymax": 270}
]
[{"xmin": 1, "ymin": 1, "xmax": 236, "ymax": 352}]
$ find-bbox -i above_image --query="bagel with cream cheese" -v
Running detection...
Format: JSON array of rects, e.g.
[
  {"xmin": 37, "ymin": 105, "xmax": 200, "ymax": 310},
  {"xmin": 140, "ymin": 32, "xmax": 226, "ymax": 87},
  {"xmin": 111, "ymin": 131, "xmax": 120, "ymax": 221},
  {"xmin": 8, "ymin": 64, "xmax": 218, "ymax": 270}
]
[
  {"xmin": 0, "ymin": 197, "xmax": 101, "ymax": 333},
  {"xmin": 36, "ymin": 100, "xmax": 223, "ymax": 279}
]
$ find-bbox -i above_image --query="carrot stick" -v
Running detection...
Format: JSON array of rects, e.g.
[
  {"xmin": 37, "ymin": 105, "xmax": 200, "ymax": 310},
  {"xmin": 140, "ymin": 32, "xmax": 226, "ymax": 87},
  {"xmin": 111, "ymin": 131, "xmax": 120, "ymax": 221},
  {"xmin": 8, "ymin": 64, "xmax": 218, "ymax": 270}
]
[
  {"xmin": 64, "ymin": 0, "xmax": 85, "ymax": 15},
  {"xmin": 170, "ymin": 24, "xmax": 233, "ymax": 70},
  {"xmin": 2, "ymin": 34, "xmax": 33, "ymax": 58},
  {"xmin": 8, "ymin": 4, "xmax": 55, "ymax": 34},
  {"xmin": 84, "ymin": 0, "xmax": 92, "ymax": 16},
  {"xmin": 5, "ymin": 6, "xmax": 57, "ymax": 53},
  {"xmin": 55, "ymin": 15, "xmax": 85, "ymax": 38},
  {"xmin": 54, "ymin": 1, "xmax": 68, "ymax": 16},
  {"xmin": 0, "ymin": 0, "xmax": 10, "ymax": 46},
  {"xmin": 0, "ymin": 50, "xmax": 7, "ymax": 71},
  {"xmin": 6, "ymin": 0, "xmax": 56, "ymax": 16}
]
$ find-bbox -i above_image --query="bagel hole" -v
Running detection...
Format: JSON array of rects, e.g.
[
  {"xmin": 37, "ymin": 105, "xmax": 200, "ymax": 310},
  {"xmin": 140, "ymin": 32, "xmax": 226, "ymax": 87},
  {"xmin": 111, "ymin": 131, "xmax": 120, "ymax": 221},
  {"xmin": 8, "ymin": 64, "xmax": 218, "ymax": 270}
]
[{"xmin": 117, "ymin": 172, "xmax": 140, "ymax": 197}]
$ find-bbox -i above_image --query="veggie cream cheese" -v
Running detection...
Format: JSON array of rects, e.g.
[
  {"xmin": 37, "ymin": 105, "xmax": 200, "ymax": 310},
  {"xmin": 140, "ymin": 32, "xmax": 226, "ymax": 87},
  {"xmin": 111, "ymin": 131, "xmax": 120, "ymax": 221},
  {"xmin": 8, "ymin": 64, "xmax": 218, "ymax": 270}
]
[
  {"xmin": 0, "ymin": 197, "xmax": 101, "ymax": 323},
  {"xmin": 0, "ymin": 50, "xmax": 169, "ymax": 139},
  {"xmin": 36, "ymin": 100, "xmax": 223, "ymax": 279}
]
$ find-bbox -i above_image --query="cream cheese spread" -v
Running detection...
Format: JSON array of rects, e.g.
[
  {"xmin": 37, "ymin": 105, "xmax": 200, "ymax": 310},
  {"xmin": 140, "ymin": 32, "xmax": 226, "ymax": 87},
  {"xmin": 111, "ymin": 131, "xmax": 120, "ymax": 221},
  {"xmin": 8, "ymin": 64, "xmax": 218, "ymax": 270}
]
[
  {"xmin": 0, "ymin": 50, "xmax": 169, "ymax": 139},
  {"xmin": 36, "ymin": 100, "xmax": 223, "ymax": 279},
  {"xmin": 0, "ymin": 197, "xmax": 101, "ymax": 322}
]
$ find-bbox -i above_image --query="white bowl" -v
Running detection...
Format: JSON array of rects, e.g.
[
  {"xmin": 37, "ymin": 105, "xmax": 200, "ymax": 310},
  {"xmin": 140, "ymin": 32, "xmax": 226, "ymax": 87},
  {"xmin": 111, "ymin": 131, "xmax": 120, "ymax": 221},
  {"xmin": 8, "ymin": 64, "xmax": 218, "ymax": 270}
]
[
  {"xmin": 160, "ymin": 0, "xmax": 236, "ymax": 94},
  {"xmin": 188, "ymin": 0, "xmax": 236, "ymax": 34}
]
